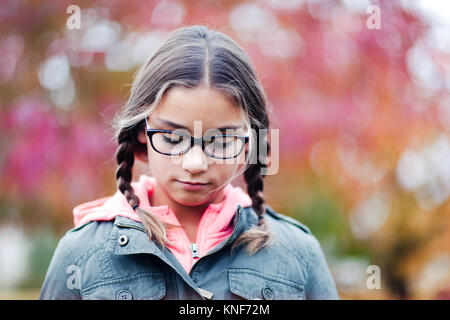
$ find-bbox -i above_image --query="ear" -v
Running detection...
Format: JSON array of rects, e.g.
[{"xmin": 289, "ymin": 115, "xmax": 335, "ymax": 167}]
[
  {"xmin": 134, "ymin": 130, "xmax": 148, "ymax": 162},
  {"xmin": 137, "ymin": 129, "xmax": 147, "ymax": 144}
]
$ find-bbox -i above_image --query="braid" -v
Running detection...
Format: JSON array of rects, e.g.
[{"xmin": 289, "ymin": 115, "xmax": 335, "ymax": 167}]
[
  {"xmin": 232, "ymin": 134, "xmax": 272, "ymax": 255},
  {"xmin": 244, "ymin": 164, "xmax": 265, "ymax": 215},
  {"xmin": 116, "ymin": 130, "xmax": 140, "ymax": 208},
  {"xmin": 115, "ymin": 127, "xmax": 173, "ymax": 248},
  {"xmin": 246, "ymin": 132, "xmax": 271, "ymax": 215}
]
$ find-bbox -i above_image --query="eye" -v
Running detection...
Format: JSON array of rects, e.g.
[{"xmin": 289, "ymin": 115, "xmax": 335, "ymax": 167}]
[
  {"xmin": 206, "ymin": 136, "xmax": 235, "ymax": 148},
  {"xmin": 162, "ymin": 133, "xmax": 185, "ymax": 144}
]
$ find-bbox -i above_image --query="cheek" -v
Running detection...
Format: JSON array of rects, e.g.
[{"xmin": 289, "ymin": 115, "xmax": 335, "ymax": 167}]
[
  {"xmin": 147, "ymin": 151, "xmax": 173, "ymax": 179},
  {"xmin": 210, "ymin": 162, "xmax": 242, "ymax": 182}
]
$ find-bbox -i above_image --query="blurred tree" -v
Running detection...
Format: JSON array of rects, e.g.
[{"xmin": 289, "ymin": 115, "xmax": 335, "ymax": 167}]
[{"xmin": 0, "ymin": 0, "xmax": 449, "ymax": 298}]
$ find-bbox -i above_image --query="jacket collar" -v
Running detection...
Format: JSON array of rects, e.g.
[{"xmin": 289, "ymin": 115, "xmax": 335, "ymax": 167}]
[{"xmin": 107, "ymin": 205, "xmax": 258, "ymax": 258}]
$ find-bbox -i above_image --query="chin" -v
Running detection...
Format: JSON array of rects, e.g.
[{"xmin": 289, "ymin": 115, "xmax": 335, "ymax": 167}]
[{"xmin": 174, "ymin": 193, "xmax": 211, "ymax": 207}]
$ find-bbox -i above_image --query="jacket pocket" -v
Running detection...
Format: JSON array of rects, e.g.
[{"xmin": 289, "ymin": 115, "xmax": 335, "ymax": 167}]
[
  {"xmin": 228, "ymin": 268, "xmax": 305, "ymax": 300},
  {"xmin": 82, "ymin": 272, "xmax": 165, "ymax": 300}
]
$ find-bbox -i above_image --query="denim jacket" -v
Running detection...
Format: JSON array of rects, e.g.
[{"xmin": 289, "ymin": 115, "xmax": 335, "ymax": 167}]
[{"xmin": 39, "ymin": 205, "xmax": 339, "ymax": 300}]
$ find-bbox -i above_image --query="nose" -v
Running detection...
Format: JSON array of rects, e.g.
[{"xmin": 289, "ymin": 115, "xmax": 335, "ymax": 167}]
[{"xmin": 181, "ymin": 144, "xmax": 208, "ymax": 174}]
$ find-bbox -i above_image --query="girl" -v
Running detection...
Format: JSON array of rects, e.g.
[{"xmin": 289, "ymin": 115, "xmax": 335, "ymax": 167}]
[{"xmin": 39, "ymin": 25, "xmax": 339, "ymax": 300}]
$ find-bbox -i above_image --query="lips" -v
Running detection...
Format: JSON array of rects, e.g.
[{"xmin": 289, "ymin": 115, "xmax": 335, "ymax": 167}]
[
  {"xmin": 178, "ymin": 180, "xmax": 209, "ymax": 185},
  {"xmin": 176, "ymin": 180, "xmax": 210, "ymax": 191}
]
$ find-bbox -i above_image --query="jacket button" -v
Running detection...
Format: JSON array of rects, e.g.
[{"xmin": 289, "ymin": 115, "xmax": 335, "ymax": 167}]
[
  {"xmin": 261, "ymin": 287, "xmax": 274, "ymax": 300},
  {"xmin": 116, "ymin": 289, "xmax": 133, "ymax": 300},
  {"xmin": 118, "ymin": 235, "xmax": 128, "ymax": 246}
]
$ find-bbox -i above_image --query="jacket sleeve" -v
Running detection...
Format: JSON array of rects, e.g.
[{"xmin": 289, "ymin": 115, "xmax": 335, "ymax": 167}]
[
  {"xmin": 305, "ymin": 235, "xmax": 340, "ymax": 300},
  {"xmin": 39, "ymin": 233, "xmax": 81, "ymax": 300}
]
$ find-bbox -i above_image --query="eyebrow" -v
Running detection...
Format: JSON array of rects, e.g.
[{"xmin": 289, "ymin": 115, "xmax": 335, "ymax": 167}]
[{"xmin": 155, "ymin": 117, "xmax": 243, "ymax": 131}]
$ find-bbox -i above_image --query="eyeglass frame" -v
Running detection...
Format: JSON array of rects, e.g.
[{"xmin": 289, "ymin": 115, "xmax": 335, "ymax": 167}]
[{"xmin": 144, "ymin": 117, "xmax": 249, "ymax": 159}]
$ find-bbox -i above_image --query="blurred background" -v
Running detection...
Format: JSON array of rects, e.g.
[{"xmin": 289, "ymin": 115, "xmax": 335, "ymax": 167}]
[{"xmin": 1, "ymin": 0, "xmax": 450, "ymax": 299}]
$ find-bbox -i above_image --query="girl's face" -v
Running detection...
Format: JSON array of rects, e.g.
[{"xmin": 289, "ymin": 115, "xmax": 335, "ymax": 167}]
[{"xmin": 137, "ymin": 86, "xmax": 248, "ymax": 207}]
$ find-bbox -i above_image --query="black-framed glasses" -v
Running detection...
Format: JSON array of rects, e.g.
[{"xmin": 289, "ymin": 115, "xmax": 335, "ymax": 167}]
[{"xmin": 145, "ymin": 118, "xmax": 249, "ymax": 159}]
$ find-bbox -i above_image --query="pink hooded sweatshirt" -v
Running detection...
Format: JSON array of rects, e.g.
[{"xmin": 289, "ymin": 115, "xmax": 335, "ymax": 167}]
[{"xmin": 73, "ymin": 174, "xmax": 253, "ymax": 273}]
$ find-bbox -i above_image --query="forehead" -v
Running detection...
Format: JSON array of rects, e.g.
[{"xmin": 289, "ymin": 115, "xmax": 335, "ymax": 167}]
[{"xmin": 151, "ymin": 86, "xmax": 245, "ymax": 130}]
